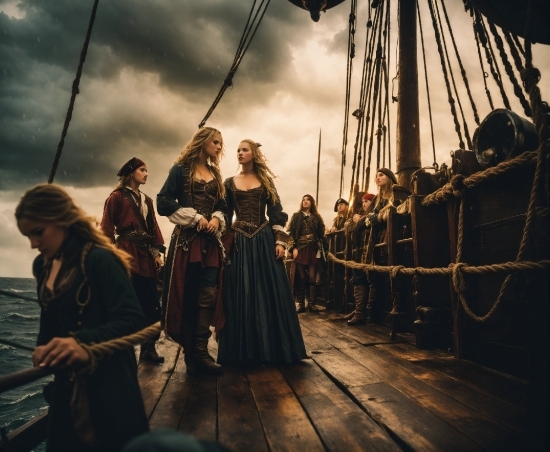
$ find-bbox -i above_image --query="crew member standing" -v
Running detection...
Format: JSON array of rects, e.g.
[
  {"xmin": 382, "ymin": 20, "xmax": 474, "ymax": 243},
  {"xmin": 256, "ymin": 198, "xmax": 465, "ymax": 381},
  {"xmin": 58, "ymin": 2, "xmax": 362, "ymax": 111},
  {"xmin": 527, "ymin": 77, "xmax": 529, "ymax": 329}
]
[{"xmin": 101, "ymin": 157, "xmax": 165, "ymax": 363}]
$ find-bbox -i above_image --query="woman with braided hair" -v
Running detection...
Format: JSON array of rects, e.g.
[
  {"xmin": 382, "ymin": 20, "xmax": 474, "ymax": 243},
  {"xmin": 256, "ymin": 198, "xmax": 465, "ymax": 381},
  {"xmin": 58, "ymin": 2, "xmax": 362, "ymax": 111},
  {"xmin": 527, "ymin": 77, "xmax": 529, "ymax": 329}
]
[
  {"xmin": 217, "ymin": 139, "xmax": 306, "ymax": 365},
  {"xmin": 16, "ymin": 184, "xmax": 149, "ymax": 451},
  {"xmin": 157, "ymin": 127, "xmax": 227, "ymax": 375}
]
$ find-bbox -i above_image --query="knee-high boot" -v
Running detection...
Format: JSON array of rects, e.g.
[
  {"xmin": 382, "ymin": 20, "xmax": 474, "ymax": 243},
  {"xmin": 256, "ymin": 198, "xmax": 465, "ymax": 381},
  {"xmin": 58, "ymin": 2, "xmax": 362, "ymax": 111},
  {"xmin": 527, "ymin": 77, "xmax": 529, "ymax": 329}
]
[
  {"xmin": 348, "ymin": 285, "xmax": 367, "ymax": 326},
  {"xmin": 308, "ymin": 284, "xmax": 319, "ymax": 312},
  {"xmin": 366, "ymin": 282, "xmax": 377, "ymax": 324},
  {"xmin": 296, "ymin": 283, "xmax": 306, "ymax": 313},
  {"xmin": 195, "ymin": 287, "xmax": 223, "ymax": 375}
]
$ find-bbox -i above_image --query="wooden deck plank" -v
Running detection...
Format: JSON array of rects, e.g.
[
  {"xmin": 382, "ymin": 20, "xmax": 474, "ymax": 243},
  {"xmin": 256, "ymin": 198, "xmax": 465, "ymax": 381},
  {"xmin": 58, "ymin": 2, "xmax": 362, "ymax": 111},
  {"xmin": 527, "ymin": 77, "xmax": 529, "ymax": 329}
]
[
  {"xmin": 318, "ymin": 318, "xmax": 525, "ymax": 432},
  {"xmin": 378, "ymin": 342, "xmax": 527, "ymax": 409},
  {"xmin": 218, "ymin": 367, "xmax": 268, "ymax": 452},
  {"xmin": 148, "ymin": 358, "xmax": 194, "ymax": 431},
  {"xmin": 304, "ymin": 316, "xmax": 523, "ymax": 450},
  {"xmin": 279, "ymin": 361, "xmax": 401, "ymax": 452},
  {"xmin": 246, "ymin": 366, "xmax": 324, "ymax": 452},
  {"xmin": 178, "ymin": 374, "xmax": 218, "ymax": 442},
  {"xmin": 137, "ymin": 334, "xmax": 180, "ymax": 418},
  {"xmin": 301, "ymin": 316, "xmax": 484, "ymax": 451}
]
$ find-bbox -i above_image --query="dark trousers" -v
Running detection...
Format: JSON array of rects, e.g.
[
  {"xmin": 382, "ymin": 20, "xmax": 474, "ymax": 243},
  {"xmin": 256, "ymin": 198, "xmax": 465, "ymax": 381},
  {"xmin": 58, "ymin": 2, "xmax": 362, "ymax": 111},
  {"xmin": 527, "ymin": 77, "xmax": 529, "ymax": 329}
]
[{"xmin": 131, "ymin": 274, "xmax": 161, "ymax": 340}]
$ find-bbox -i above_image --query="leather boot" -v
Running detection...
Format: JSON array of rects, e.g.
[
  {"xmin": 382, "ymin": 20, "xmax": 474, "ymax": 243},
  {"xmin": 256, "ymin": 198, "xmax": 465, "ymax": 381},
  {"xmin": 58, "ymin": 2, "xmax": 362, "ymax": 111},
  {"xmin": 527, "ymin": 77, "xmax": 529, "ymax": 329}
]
[
  {"xmin": 195, "ymin": 287, "xmax": 223, "ymax": 375},
  {"xmin": 296, "ymin": 283, "xmax": 306, "ymax": 313},
  {"xmin": 348, "ymin": 285, "xmax": 367, "ymax": 326},
  {"xmin": 182, "ymin": 323, "xmax": 197, "ymax": 376},
  {"xmin": 139, "ymin": 341, "xmax": 165, "ymax": 363},
  {"xmin": 366, "ymin": 282, "xmax": 377, "ymax": 324},
  {"xmin": 307, "ymin": 284, "xmax": 319, "ymax": 312}
]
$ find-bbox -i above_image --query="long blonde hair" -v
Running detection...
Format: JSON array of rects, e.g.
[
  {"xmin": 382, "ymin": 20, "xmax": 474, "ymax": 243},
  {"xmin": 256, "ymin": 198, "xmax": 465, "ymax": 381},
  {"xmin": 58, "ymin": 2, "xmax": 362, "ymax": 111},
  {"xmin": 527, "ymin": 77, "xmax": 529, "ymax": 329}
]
[
  {"xmin": 175, "ymin": 127, "xmax": 225, "ymax": 198},
  {"xmin": 15, "ymin": 184, "xmax": 133, "ymax": 275},
  {"xmin": 239, "ymin": 139, "xmax": 278, "ymax": 202}
]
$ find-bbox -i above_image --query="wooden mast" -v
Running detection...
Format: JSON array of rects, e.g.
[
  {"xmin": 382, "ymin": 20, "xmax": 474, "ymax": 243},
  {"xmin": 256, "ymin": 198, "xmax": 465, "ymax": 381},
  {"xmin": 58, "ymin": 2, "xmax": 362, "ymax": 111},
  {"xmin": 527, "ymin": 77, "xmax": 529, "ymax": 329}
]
[{"xmin": 396, "ymin": 0, "xmax": 421, "ymax": 188}]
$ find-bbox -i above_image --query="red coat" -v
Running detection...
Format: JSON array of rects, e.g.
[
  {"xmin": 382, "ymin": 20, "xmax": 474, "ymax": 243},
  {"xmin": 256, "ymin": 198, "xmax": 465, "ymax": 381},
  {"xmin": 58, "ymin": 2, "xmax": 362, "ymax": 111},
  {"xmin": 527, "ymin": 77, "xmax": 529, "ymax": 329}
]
[{"xmin": 101, "ymin": 188, "xmax": 164, "ymax": 278}]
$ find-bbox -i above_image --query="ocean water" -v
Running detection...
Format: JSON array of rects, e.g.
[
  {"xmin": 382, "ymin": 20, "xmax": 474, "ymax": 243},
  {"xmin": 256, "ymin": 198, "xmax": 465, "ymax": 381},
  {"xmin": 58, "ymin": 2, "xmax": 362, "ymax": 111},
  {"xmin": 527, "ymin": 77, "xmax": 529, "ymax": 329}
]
[{"xmin": 0, "ymin": 277, "xmax": 47, "ymax": 452}]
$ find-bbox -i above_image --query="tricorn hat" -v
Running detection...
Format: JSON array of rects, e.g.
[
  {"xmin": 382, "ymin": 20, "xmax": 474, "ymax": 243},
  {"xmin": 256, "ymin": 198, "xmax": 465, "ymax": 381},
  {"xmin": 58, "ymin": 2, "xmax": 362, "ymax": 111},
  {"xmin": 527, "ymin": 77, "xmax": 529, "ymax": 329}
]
[
  {"xmin": 333, "ymin": 197, "xmax": 349, "ymax": 212},
  {"xmin": 117, "ymin": 157, "xmax": 145, "ymax": 177}
]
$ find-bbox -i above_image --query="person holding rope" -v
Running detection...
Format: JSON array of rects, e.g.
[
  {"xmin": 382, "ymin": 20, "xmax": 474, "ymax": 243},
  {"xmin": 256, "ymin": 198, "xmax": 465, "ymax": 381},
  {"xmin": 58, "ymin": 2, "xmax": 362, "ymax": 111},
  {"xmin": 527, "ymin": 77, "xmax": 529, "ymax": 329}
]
[
  {"xmin": 288, "ymin": 194, "xmax": 328, "ymax": 313},
  {"xmin": 101, "ymin": 157, "xmax": 165, "ymax": 363},
  {"xmin": 16, "ymin": 184, "xmax": 149, "ymax": 451},
  {"xmin": 217, "ymin": 139, "xmax": 307, "ymax": 365},
  {"xmin": 157, "ymin": 127, "xmax": 227, "ymax": 376}
]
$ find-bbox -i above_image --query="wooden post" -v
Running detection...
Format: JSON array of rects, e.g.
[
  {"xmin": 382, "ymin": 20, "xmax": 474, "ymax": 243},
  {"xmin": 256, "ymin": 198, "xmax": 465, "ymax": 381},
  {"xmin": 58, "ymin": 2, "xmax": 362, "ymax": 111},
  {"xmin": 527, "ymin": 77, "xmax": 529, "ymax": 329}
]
[
  {"xmin": 396, "ymin": 0, "xmax": 421, "ymax": 189},
  {"xmin": 316, "ymin": 128, "xmax": 321, "ymax": 205}
]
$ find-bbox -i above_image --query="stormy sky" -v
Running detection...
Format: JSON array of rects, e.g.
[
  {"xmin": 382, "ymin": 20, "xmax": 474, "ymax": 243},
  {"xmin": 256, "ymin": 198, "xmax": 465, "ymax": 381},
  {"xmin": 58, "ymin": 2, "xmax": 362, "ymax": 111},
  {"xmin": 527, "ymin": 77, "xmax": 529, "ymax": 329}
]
[{"xmin": 1, "ymin": 0, "xmax": 548, "ymax": 277}]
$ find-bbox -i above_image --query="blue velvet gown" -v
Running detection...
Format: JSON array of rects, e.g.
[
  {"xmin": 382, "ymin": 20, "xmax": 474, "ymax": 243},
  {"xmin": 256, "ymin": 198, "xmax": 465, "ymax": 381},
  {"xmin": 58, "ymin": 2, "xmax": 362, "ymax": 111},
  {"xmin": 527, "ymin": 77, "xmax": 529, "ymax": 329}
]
[{"xmin": 217, "ymin": 178, "xmax": 307, "ymax": 365}]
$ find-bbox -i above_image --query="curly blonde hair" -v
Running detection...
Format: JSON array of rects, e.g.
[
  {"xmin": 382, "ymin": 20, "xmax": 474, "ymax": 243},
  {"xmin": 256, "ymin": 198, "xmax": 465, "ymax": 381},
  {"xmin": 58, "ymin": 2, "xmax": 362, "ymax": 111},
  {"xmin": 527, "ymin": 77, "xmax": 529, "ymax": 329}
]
[
  {"xmin": 238, "ymin": 139, "xmax": 278, "ymax": 202},
  {"xmin": 15, "ymin": 184, "xmax": 133, "ymax": 275},
  {"xmin": 175, "ymin": 127, "xmax": 225, "ymax": 198}
]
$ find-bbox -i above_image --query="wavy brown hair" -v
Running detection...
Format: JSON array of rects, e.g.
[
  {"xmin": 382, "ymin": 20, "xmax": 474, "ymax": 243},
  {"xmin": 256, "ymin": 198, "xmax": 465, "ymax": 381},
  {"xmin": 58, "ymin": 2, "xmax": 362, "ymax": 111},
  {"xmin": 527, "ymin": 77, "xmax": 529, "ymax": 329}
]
[
  {"xmin": 175, "ymin": 127, "xmax": 225, "ymax": 198},
  {"xmin": 296, "ymin": 194, "xmax": 322, "ymax": 219},
  {"xmin": 238, "ymin": 139, "xmax": 278, "ymax": 202},
  {"xmin": 114, "ymin": 174, "xmax": 133, "ymax": 191},
  {"xmin": 15, "ymin": 184, "xmax": 133, "ymax": 275}
]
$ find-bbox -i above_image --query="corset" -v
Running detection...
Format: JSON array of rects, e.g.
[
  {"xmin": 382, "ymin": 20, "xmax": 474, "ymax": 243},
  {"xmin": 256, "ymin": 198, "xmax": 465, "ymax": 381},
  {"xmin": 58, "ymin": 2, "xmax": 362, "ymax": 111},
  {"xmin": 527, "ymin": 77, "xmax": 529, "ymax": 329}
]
[
  {"xmin": 192, "ymin": 179, "xmax": 218, "ymax": 220},
  {"xmin": 232, "ymin": 186, "xmax": 268, "ymax": 237}
]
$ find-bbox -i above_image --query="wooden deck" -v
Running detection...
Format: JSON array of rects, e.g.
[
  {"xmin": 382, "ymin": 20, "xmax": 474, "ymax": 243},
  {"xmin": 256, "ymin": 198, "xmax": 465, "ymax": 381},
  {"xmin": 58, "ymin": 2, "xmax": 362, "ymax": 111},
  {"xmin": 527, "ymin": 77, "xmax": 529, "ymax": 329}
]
[{"xmin": 138, "ymin": 310, "xmax": 527, "ymax": 451}]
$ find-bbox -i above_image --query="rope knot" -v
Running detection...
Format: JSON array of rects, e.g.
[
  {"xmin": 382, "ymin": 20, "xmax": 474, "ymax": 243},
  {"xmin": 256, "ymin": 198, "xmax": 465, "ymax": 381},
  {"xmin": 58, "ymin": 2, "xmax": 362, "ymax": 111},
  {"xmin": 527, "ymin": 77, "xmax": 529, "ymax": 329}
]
[
  {"xmin": 450, "ymin": 174, "xmax": 466, "ymax": 196},
  {"xmin": 224, "ymin": 71, "xmax": 236, "ymax": 87},
  {"xmin": 451, "ymin": 262, "xmax": 468, "ymax": 293},
  {"xmin": 391, "ymin": 265, "xmax": 405, "ymax": 279},
  {"xmin": 521, "ymin": 67, "xmax": 541, "ymax": 91}
]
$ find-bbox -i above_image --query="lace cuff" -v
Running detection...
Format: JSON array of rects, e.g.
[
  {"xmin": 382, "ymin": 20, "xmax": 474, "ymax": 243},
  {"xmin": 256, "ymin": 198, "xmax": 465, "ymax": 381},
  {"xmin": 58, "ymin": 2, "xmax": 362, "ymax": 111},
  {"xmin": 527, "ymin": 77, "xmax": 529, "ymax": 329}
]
[
  {"xmin": 212, "ymin": 210, "xmax": 226, "ymax": 233},
  {"xmin": 168, "ymin": 207, "xmax": 201, "ymax": 228}
]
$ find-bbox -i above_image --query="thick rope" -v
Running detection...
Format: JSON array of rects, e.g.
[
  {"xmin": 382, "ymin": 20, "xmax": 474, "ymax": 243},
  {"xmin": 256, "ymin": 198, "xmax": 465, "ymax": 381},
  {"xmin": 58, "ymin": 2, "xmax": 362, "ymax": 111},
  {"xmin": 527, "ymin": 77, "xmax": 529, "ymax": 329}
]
[
  {"xmin": 48, "ymin": 0, "xmax": 99, "ymax": 184},
  {"xmin": 328, "ymin": 253, "xmax": 550, "ymax": 322},
  {"xmin": 198, "ymin": 0, "xmax": 271, "ymax": 129},
  {"xmin": 78, "ymin": 322, "xmax": 163, "ymax": 375},
  {"xmin": 422, "ymin": 150, "xmax": 538, "ymax": 206}
]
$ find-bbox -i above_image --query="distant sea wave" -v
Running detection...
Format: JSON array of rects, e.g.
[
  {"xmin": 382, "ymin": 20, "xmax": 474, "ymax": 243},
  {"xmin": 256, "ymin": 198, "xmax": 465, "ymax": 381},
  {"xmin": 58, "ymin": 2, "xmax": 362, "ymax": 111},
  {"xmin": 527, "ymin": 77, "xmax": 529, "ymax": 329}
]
[{"xmin": 0, "ymin": 277, "xmax": 47, "ymax": 452}]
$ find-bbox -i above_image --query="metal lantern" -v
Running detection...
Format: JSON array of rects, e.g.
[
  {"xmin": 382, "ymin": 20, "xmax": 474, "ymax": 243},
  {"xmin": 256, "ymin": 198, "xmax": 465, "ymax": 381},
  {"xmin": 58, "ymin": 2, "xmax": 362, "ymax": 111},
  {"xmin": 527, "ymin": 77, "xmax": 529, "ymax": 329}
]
[{"xmin": 287, "ymin": 0, "xmax": 347, "ymax": 22}]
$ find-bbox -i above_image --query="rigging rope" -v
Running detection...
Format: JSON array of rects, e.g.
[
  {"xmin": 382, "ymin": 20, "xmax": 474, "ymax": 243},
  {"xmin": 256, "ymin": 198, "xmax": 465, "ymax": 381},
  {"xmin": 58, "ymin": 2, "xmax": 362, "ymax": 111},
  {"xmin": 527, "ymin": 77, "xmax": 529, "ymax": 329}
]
[
  {"xmin": 488, "ymin": 20, "xmax": 532, "ymax": 117},
  {"xmin": 434, "ymin": 0, "xmax": 472, "ymax": 149},
  {"xmin": 427, "ymin": 0, "xmax": 465, "ymax": 150},
  {"xmin": 477, "ymin": 12, "xmax": 512, "ymax": 111},
  {"xmin": 472, "ymin": 12, "xmax": 494, "ymax": 110},
  {"xmin": 440, "ymin": 0, "xmax": 480, "ymax": 127},
  {"xmin": 198, "ymin": 0, "xmax": 271, "ymax": 129},
  {"xmin": 417, "ymin": 2, "xmax": 437, "ymax": 167},
  {"xmin": 339, "ymin": 0, "xmax": 358, "ymax": 198},
  {"xmin": 48, "ymin": 0, "xmax": 99, "ymax": 184}
]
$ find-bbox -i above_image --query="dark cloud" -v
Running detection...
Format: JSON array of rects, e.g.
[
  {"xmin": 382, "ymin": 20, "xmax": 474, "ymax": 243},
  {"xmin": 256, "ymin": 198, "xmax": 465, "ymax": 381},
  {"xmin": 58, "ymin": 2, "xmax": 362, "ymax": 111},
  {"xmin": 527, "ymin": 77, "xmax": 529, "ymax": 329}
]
[{"xmin": 0, "ymin": 0, "xmax": 317, "ymax": 189}]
